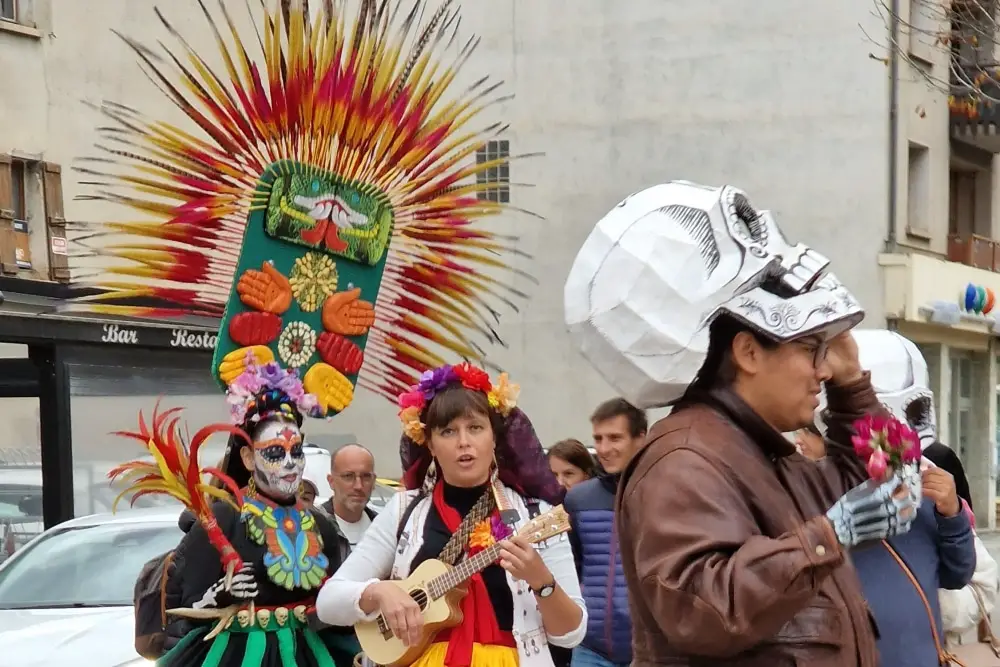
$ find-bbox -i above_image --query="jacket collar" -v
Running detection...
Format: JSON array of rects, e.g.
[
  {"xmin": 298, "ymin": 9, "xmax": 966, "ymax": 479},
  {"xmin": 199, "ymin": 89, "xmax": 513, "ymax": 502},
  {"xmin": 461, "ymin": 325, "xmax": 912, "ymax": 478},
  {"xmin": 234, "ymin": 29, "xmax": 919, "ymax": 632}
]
[{"xmin": 702, "ymin": 387, "xmax": 798, "ymax": 460}]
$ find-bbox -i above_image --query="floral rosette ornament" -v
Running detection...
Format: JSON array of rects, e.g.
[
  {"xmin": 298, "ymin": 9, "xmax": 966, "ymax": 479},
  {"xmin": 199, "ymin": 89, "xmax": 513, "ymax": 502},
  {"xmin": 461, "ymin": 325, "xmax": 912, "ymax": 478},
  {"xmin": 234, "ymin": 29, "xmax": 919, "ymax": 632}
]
[
  {"xmin": 851, "ymin": 413, "xmax": 922, "ymax": 481},
  {"xmin": 468, "ymin": 514, "xmax": 514, "ymax": 555},
  {"xmin": 397, "ymin": 362, "xmax": 521, "ymax": 445},
  {"xmin": 226, "ymin": 351, "xmax": 322, "ymax": 425}
]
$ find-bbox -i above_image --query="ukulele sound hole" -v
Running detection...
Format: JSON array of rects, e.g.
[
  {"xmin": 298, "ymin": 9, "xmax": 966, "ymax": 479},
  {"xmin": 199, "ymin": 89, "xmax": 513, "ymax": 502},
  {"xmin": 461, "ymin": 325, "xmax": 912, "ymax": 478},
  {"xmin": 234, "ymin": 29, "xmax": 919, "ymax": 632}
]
[{"xmin": 375, "ymin": 588, "xmax": 431, "ymax": 640}]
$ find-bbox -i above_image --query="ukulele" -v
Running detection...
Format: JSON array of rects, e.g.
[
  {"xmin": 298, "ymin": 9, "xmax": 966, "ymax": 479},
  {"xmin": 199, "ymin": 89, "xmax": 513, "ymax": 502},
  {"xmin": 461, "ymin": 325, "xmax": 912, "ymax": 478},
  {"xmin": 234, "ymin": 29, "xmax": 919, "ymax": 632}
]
[{"xmin": 355, "ymin": 505, "xmax": 571, "ymax": 667}]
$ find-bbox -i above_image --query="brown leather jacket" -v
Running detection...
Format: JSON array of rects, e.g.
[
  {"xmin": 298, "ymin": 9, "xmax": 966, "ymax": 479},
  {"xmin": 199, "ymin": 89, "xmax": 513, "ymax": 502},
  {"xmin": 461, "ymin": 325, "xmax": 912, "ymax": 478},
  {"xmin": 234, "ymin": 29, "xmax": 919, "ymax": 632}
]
[{"xmin": 617, "ymin": 374, "xmax": 881, "ymax": 667}]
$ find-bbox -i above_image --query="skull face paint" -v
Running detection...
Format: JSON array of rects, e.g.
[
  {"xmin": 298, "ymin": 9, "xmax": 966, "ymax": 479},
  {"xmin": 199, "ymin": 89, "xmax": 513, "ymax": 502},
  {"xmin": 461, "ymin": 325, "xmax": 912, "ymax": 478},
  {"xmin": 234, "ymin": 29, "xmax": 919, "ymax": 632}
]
[{"xmin": 251, "ymin": 418, "xmax": 305, "ymax": 498}]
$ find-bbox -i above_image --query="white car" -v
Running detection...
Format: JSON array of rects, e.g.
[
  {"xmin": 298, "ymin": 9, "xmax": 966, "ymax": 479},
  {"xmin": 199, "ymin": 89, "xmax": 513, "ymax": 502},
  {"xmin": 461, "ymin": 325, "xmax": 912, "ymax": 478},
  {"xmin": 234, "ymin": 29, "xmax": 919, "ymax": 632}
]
[{"xmin": 0, "ymin": 507, "xmax": 183, "ymax": 666}]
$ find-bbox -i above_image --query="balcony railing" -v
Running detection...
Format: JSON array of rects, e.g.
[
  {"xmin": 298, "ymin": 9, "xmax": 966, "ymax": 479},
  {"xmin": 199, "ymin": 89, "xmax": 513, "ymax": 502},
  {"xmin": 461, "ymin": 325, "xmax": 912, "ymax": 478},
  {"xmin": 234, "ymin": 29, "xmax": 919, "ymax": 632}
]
[
  {"xmin": 947, "ymin": 233, "xmax": 1000, "ymax": 271},
  {"xmin": 951, "ymin": 64, "xmax": 1000, "ymax": 141}
]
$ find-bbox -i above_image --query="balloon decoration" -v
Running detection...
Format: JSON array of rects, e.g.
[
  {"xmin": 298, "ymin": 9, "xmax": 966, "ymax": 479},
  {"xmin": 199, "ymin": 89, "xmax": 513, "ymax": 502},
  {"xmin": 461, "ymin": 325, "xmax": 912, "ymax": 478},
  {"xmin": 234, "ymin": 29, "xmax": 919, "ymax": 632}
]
[{"xmin": 962, "ymin": 283, "xmax": 996, "ymax": 315}]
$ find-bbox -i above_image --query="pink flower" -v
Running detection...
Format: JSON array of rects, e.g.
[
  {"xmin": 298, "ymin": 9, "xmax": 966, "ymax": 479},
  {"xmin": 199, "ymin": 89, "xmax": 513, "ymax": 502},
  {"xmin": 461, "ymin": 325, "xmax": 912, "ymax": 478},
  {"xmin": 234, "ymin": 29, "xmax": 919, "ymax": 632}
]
[
  {"xmin": 398, "ymin": 390, "xmax": 425, "ymax": 411},
  {"xmin": 885, "ymin": 419, "xmax": 902, "ymax": 447},
  {"xmin": 899, "ymin": 426, "xmax": 921, "ymax": 463},
  {"xmin": 852, "ymin": 434, "xmax": 875, "ymax": 459},
  {"xmin": 298, "ymin": 393, "xmax": 319, "ymax": 416},
  {"xmin": 870, "ymin": 414, "xmax": 889, "ymax": 434},
  {"xmin": 866, "ymin": 448, "xmax": 889, "ymax": 481},
  {"xmin": 855, "ymin": 419, "xmax": 872, "ymax": 441}
]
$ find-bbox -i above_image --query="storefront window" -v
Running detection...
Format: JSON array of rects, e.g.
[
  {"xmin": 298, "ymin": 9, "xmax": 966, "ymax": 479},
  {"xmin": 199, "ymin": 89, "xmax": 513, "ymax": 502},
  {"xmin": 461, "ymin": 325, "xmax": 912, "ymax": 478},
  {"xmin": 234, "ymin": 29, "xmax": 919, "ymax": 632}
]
[
  {"xmin": 950, "ymin": 352, "xmax": 974, "ymax": 465},
  {"xmin": 0, "ymin": 347, "xmax": 40, "ymax": 562},
  {"xmin": 67, "ymin": 347, "xmax": 228, "ymax": 518}
]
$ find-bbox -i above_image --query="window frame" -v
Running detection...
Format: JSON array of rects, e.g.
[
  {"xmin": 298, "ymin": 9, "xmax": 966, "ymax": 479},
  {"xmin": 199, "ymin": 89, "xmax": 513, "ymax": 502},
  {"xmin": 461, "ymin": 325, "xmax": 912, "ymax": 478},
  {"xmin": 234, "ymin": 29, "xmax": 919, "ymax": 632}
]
[
  {"xmin": 0, "ymin": 0, "xmax": 15, "ymax": 23},
  {"xmin": 9, "ymin": 159, "xmax": 25, "ymax": 221},
  {"xmin": 475, "ymin": 140, "xmax": 511, "ymax": 204}
]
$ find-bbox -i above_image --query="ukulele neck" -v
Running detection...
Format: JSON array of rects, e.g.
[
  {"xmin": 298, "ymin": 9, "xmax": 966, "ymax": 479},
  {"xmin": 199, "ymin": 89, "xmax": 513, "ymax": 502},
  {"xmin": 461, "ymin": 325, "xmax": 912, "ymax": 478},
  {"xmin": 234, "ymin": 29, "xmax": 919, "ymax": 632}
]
[{"xmin": 427, "ymin": 543, "xmax": 503, "ymax": 599}]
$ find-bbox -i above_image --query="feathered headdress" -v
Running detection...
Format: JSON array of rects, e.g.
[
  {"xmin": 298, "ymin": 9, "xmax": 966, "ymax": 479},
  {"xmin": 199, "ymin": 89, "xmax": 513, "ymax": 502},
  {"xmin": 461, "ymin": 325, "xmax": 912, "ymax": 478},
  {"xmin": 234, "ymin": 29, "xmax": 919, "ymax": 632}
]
[
  {"xmin": 70, "ymin": 0, "xmax": 536, "ymax": 419},
  {"xmin": 108, "ymin": 404, "xmax": 249, "ymax": 581}
]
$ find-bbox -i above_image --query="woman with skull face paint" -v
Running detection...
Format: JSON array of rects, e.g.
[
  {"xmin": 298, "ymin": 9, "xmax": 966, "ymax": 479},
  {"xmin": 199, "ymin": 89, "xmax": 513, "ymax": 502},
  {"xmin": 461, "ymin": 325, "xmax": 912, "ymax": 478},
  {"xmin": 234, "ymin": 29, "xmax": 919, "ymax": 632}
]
[{"xmin": 151, "ymin": 364, "xmax": 362, "ymax": 667}]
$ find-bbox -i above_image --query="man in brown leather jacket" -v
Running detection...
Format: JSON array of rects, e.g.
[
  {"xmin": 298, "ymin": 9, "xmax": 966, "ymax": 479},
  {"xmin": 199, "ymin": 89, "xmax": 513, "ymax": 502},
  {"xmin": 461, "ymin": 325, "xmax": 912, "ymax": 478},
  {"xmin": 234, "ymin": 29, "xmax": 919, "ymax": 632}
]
[{"xmin": 564, "ymin": 182, "xmax": 919, "ymax": 667}]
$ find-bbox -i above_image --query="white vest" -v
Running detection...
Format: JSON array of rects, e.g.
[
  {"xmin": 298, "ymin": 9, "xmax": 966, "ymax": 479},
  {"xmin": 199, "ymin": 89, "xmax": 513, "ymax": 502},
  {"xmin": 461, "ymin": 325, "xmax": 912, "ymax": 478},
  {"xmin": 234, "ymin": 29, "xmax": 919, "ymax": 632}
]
[{"xmin": 391, "ymin": 486, "xmax": 577, "ymax": 667}]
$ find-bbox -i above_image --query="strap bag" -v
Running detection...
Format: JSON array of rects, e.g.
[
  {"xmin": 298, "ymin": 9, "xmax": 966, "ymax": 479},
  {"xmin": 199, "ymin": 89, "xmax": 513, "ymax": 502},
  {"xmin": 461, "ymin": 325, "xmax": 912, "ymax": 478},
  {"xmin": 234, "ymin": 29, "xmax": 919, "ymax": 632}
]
[{"xmin": 884, "ymin": 540, "xmax": 1000, "ymax": 666}]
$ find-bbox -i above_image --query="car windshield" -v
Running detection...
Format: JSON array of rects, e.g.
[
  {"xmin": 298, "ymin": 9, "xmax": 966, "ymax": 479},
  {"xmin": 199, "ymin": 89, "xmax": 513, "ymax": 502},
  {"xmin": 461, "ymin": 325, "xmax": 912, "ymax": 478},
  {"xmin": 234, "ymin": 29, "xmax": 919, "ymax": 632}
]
[{"xmin": 0, "ymin": 519, "xmax": 181, "ymax": 609}]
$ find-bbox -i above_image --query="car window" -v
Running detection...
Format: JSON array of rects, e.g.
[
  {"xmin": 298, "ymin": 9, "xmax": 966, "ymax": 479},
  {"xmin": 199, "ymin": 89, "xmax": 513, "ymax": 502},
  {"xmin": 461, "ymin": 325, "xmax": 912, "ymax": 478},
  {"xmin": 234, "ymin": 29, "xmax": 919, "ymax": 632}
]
[
  {"xmin": 0, "ymin": 520, "xmax": 182, "ymax": 609},
  {"xmin": 0, "ymin": 486, "xmax": 42, "ymax": 520},
  {"xmin": 0, "ymin": 501, "xmax": 27, "ymax": 520}
]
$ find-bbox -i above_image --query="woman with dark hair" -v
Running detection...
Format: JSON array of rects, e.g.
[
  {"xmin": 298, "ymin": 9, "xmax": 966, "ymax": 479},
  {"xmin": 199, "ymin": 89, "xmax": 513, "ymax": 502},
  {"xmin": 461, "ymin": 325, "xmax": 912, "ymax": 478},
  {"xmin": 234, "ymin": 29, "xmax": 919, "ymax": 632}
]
[
  {"xmin": 316, "ymin": 363, "xmax": 586, "ymax": 667},
  {"xmin": 547, "ymin": 440, "xmax": 598, "ymax": 491}
]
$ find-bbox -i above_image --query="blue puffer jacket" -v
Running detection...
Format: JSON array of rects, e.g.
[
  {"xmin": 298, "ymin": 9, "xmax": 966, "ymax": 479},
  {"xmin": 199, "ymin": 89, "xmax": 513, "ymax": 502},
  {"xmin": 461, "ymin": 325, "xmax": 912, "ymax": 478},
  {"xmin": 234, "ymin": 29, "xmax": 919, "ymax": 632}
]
[{"xmin": 564, "ymin": 474, "xmax": 631, "ymax": 665}]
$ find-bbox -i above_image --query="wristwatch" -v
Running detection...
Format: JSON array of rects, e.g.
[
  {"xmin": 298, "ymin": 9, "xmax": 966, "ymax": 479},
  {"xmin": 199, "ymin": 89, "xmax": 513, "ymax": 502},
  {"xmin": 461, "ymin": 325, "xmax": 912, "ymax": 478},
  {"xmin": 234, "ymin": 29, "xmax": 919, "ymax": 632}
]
[{"xmin": 531, "ymin": 580, "xmax": 556, "ymax": 598}]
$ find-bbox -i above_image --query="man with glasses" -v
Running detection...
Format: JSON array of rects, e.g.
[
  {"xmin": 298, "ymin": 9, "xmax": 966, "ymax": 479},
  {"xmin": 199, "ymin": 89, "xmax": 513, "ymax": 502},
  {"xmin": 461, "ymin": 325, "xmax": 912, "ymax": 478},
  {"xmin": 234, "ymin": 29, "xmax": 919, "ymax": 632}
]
[
  {"xmin": 564, "ymin": 183, "xmax": 920, "ymax": 666},
  {"xmin": 320, "ymin": 444, "xmax": 378, "ymax": 560}
]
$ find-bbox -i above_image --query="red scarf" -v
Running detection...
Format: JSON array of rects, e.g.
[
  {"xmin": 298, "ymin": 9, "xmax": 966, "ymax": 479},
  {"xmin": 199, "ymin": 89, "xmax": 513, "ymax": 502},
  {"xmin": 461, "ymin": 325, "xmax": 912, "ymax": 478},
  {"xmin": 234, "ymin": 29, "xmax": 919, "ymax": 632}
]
[{"xmin": 431, "ymin": 482, "xmax": 510, "ymax": 667}]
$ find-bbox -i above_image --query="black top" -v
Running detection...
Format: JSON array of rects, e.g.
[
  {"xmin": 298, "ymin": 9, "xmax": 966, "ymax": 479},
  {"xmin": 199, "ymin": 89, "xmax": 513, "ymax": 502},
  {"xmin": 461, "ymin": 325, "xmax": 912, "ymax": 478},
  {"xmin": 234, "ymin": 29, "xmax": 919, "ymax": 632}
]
[
  {"xmin": 409, "ymin": 482, "xmax": 514, "ymax": 631},
  {"xmin": 173, "ymin": 491, "xmax": 346, "ymax": 610}
]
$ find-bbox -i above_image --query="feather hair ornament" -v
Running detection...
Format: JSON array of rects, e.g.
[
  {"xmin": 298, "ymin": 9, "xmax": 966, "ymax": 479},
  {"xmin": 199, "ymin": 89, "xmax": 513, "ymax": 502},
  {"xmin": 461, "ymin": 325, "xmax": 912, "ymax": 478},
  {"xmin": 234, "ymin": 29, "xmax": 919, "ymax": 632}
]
[
  {"xmin": 108, "ymin": 402, "xmax": 250, "ymax": 584},
  {"xmin": 68, "ymin": 0, "xmax": 538, "ymax": 417}
]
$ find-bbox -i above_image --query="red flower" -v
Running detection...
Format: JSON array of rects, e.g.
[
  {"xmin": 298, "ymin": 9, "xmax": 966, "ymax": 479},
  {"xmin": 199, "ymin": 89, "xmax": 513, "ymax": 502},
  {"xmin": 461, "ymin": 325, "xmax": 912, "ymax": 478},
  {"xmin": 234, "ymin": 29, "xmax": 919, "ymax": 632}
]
[
  {"xmin": 852, "ymin": 412, "xmax": 922, "ymax": 481},
  {"xmin": 453, "ymin": 362, "xmax": 492, "ymax": 394}
]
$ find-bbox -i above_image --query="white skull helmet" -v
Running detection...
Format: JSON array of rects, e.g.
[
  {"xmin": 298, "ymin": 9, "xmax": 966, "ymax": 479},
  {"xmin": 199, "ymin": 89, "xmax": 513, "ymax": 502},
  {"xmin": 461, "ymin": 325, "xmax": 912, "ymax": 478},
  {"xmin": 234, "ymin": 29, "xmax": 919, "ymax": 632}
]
[
  {"xmin": 565, "ymin": 182, "xmax": 865, "ymax": 408},
  {"xmin": 815, "ymin": 329, "xmax": 936, "ymax": 448}
]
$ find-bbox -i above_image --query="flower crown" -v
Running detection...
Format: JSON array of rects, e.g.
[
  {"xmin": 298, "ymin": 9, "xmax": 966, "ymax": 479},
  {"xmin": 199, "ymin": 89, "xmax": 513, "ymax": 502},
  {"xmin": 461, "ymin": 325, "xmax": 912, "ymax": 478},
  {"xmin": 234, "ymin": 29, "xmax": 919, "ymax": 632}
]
[
  {"xmin": 226, "ymin": 351, "xmax": 321, "ymax": 426},
  {"xmin": 397, "ymin": 362, "xmax": 520, "ymax": 445}
]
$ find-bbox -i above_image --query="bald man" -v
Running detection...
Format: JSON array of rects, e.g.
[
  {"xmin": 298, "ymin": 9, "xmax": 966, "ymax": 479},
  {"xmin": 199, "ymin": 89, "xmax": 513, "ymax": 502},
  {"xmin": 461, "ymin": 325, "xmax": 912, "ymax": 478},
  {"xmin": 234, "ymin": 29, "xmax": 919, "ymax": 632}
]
[{"xmin": 320, "ymin": 444, "xmax": 378, "ymax": 560}]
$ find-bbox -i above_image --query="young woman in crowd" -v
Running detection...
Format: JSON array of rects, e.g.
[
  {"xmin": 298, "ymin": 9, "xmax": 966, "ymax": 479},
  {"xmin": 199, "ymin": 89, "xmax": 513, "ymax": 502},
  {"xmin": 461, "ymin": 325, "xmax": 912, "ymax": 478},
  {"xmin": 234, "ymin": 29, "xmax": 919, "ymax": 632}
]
[
  {"xmin": 316, "ymin": 363, "xmax": 586, "ymax": 667},
  {"xmin": 547, "ymin": 439, "xmax": 598, "ymax": 491}
]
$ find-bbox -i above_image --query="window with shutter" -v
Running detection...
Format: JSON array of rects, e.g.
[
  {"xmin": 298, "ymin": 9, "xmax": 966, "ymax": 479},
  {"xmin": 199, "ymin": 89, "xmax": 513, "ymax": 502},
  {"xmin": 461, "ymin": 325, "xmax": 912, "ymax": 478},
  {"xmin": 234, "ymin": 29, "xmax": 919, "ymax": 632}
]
[
  {"xmin": 0, "ymin": 156, "xmax": 18, "ymax": 274},
  {"xmin": 42, "ymin": 163, "xmax": 69, "ymax": 282}
]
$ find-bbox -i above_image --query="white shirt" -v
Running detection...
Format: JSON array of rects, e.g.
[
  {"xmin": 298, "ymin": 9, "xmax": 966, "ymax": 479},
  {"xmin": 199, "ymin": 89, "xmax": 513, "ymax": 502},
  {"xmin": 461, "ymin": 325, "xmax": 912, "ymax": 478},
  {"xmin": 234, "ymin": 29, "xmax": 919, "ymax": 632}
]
[
  {"xmin": 335, "ymin": 511, "xmax": 372, "ymax": 549},
  {"xmin": 315, "ymin": 485, "xmax": 587, "ymax": 667}
]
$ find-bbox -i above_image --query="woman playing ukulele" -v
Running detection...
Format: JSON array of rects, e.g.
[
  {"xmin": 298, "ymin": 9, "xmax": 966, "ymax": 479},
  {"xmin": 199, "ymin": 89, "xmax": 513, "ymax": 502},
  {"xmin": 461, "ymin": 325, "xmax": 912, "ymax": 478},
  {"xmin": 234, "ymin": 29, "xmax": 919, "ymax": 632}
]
[{"xmin": 316, "ymin": 363, "xmax": 586, "ymax": 667}]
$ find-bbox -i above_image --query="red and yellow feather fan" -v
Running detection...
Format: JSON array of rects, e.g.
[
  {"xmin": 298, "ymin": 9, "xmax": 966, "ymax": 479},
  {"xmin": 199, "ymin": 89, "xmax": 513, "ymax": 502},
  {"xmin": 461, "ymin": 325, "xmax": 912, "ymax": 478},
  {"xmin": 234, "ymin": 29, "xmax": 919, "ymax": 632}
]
[
  {"xmin": 67, "ymin": 0, "xmax": 536, "ymax": 416},
  {"xmin": 109, "ymin": 402, "xmax": 250, "ymax": 579}
]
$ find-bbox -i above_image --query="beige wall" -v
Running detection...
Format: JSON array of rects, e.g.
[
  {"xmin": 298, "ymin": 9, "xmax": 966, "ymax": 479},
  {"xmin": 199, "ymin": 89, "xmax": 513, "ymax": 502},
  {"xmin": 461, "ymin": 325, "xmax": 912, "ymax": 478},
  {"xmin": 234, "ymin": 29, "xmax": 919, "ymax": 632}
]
[
  {"xmin": 1, "ymin": 0, "xmax": 923, "ymax": 474},
  {"xmin": 894, "ymin": 1, "xmax": 953, "ymax": 255}
]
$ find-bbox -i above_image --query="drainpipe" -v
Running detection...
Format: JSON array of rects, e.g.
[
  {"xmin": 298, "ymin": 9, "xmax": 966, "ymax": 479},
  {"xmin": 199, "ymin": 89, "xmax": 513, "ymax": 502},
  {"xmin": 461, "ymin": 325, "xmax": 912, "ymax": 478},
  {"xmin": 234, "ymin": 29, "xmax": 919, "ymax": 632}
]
[{"xmin": 886, "ymin": 0, "xmax": 901, "ymax": 253}]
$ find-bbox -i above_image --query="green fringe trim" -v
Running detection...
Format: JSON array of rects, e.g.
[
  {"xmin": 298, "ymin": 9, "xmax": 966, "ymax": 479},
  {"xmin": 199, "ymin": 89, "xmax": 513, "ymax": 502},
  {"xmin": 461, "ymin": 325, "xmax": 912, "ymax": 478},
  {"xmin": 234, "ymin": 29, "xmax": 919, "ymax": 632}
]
[
  {"xmin": 202, "ymin": 630, "xmax": 231, "ymax": 667},
  {"xmin": 304, "ymin": 628, "xmax": 336, "ymax": 667},
  {"xmin": 240, "ymin": 629, "xmax": 267, "ymax": 667},
  {"xmin": 277, "ymin": 627, "xmax": 297, "ymax": 667}
]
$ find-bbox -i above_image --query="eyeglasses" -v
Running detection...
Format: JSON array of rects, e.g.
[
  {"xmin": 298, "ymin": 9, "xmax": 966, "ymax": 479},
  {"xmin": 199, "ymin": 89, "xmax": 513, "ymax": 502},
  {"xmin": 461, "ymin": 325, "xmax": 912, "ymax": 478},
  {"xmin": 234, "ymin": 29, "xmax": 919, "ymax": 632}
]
[
  {"xmin": 336, "ymin": 472, "xmax": 376, "ymax": 485},
  {"xmin": 793, "ymin": 339, "xmax": 829, "ymax": 368}
]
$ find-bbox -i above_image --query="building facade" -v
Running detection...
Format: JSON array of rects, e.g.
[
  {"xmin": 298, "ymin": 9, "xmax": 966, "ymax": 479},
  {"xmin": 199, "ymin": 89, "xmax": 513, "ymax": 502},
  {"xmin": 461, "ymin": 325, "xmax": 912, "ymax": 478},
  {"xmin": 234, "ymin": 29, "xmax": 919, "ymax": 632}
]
[{"xmin": 3, "ymin": 0, "xmax": 996, "ymax": 519}]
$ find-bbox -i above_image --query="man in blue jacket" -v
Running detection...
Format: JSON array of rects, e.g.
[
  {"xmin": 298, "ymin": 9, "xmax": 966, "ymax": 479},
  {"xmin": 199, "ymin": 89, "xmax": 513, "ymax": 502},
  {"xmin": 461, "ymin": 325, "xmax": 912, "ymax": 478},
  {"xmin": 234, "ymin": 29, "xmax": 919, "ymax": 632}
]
[{"xmin": 564, "ymin": 398, "xmax": 646, "ymax": 667}]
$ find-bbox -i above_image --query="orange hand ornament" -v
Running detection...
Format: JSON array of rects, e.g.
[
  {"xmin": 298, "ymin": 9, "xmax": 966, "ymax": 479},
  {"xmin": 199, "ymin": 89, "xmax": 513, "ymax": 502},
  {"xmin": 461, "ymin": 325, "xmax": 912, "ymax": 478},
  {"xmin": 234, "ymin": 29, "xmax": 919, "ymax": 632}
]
[
  {"xmin": 237, "ymin": 262, "xmax": 293, "ymax": 315},
  {"xmin": 321, "ymin": 288, "xmax": 375, "ymax": 336}
]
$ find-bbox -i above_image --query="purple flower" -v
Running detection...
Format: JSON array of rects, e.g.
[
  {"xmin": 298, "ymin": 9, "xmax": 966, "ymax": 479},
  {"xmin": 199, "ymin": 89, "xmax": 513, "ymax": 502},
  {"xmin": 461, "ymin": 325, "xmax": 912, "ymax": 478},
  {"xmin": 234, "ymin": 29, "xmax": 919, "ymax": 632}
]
[
  {"xmin": 275, "ymin": 372, "xmax": 303, "ymax": 398},
  {"xmin": 299, "ymin": 393, "xmax": 319, "ymax": 416},
  {"xmin": 417, "ymin": 365, "xmax": 457, "ymax": 399},
  {"xmin": 490, "ymin": 514, "xmax": 512, "ymax": 541},
  {"xmin": 259, "ymin": 362, "xmax": 286, "ymax": 387}
]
